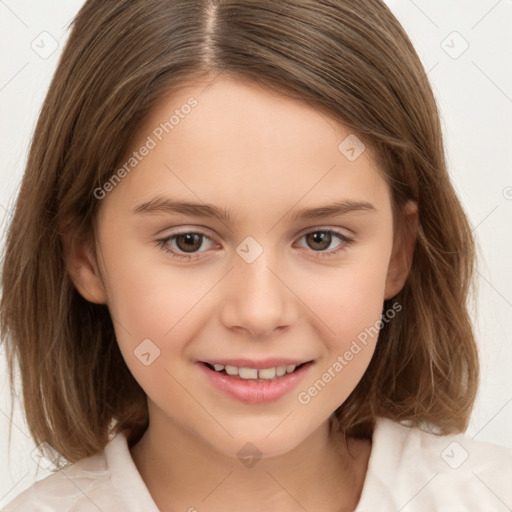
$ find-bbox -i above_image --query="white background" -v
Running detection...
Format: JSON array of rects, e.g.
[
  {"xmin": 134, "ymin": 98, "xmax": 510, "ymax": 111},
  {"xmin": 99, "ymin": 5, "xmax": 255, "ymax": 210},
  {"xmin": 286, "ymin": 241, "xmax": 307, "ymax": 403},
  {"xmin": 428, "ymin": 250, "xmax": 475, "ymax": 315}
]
[{"xmin": 1, "ymin": 0, "xmax": 511, "ymax": 506}]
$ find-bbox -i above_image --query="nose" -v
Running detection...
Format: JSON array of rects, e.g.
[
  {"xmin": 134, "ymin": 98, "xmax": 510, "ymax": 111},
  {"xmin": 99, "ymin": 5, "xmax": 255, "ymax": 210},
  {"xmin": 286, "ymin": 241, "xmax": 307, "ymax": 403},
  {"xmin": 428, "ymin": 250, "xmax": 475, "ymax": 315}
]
[{"xmin": 219, "ymin": 248, "xmax": 298, "ymax": 338}]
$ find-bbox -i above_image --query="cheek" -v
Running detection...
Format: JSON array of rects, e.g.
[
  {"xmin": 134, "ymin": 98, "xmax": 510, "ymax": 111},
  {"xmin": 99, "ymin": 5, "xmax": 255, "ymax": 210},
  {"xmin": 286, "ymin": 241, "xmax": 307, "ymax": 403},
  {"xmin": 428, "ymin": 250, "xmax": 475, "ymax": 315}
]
[
  {"xmin": 101, "ymin": 253, "xmax": 203, "ymax": 401},
  {"xmin": 295, "ymin": 246, "xmax": 391, "ymax": 344},
  {"xmin": 294, "ymin": 259, "xmax": 390, "ymax": 412},
  {"xmin": 100, "ymin": 235, "xmax": 209, "ymax": 339}
]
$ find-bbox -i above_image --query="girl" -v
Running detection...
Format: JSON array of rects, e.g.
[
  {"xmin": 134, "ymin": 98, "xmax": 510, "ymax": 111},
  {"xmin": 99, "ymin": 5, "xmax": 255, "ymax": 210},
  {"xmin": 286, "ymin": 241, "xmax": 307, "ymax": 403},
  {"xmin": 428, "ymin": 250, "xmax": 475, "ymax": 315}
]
[{"xmin": 1, "ymin": 0, "xmax": 511, "ymax": 511}]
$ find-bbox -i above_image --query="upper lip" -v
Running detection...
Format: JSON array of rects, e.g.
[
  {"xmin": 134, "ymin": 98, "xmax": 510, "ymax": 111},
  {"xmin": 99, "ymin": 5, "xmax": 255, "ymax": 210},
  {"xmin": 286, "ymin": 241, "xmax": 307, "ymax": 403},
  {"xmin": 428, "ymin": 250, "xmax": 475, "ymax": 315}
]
[{"xmin": 200, "ymin": 358, "xmax": 313, "ymax": 369}]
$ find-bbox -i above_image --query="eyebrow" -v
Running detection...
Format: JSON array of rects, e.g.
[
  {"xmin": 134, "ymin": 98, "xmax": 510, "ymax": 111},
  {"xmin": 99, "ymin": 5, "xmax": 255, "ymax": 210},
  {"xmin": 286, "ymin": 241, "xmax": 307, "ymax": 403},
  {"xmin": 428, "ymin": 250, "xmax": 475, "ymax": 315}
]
[{"xmin": 132, "ymin": 196, "xmax": 376, "ymax": 223}]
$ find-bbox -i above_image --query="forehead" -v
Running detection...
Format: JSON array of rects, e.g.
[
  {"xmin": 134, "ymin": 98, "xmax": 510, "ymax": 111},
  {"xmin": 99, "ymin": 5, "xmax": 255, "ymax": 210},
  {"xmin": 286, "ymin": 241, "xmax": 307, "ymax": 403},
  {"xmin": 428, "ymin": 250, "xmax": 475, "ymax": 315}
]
[
  {"xmin": 100, "ymin": 75, "xmax": 390, "ymax": 222},
  {"xmin": 142, "ymin": 75, "xmax": 369, "ymax": 163}
]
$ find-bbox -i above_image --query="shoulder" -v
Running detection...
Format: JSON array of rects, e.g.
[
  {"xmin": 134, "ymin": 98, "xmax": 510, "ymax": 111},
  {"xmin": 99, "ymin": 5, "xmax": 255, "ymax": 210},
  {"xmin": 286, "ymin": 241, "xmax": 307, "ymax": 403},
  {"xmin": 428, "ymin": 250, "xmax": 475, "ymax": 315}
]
[
  {"xmin": 3, "ymin": 451, "xmax": 110, "ymax": 512},
  {"xmin": 3, "ymin": 431, "xmax": 158, "ymax": 512},
  {"xmin": 375, "ymin": 415, "xmax": 512, "ymax": 468},
  {"xmin": 356, "ymin": 416, "xmax": 512, "ymax": 511}
]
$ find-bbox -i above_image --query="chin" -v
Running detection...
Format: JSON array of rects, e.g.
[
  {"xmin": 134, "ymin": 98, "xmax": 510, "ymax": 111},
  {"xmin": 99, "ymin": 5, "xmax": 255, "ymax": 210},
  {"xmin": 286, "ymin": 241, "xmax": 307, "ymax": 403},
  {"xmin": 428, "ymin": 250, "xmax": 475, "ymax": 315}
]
[{"xmin": 206, "ymin": 426, "xmax": 308, "ymax": 462}]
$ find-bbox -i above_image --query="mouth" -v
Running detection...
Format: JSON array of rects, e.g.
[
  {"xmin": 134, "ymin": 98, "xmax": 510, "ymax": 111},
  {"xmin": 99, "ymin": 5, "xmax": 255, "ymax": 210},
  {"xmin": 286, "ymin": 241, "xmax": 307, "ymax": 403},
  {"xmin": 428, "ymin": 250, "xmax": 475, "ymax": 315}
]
[
  {"xmin": 198, "ymin": 359, "xmax": 314, "ymax": 404},
  {"xmin": 200, "ymin": 360, "xmax": 312, "ymax": 381}
]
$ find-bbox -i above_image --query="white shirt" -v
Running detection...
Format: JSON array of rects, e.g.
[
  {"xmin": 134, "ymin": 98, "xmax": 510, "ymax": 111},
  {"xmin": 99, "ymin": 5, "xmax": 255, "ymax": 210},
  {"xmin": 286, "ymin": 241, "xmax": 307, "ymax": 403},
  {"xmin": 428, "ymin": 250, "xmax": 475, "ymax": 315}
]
[{"xmin": 4, "ymin": 417, "xmax": 512, "ymax": 511}]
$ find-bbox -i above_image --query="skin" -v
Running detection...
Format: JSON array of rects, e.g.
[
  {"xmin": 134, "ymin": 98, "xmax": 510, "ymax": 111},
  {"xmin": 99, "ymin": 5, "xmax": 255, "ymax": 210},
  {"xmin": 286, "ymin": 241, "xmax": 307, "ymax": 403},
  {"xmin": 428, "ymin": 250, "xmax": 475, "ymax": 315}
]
[{"xmin": 66, "ymin": 74, "xmax": 417, "ymax": 512}]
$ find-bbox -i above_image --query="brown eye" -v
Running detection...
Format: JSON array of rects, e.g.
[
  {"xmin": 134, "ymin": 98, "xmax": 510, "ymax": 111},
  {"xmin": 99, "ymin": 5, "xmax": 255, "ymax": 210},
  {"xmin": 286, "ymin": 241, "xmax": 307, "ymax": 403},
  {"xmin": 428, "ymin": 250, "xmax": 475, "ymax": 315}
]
[
  {"xmin": 174, "ymin": 233, "xmax": 204, "ymax": 253},
  {"xmin": 296, "ymin": 229, "xmax": 353, "ymax": 257},
  {"xmin": 305, "ymin": 231, "xmax": 334, "ymax": 251},
  {"xmin": 156, "ymin": 231, "xmax": 215, "ymax": 260}
]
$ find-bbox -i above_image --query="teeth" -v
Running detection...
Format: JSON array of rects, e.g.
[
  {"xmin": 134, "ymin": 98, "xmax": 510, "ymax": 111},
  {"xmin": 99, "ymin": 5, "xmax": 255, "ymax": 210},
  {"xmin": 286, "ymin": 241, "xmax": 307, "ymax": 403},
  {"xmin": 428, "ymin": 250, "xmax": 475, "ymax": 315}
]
[
  {"xmin": 225, "ymin": 365, "xmax": 238, "ymax": 376},
  {"xmin": 209, "ymin": 363, "xmax": 299, "ymax": 380},
  {"xmin": 238, "ymin": 367, "xmax": 258, "ymax": 379},
  {"xmin": 276, "ymin": 366, "xmax": 287, "ymax": 376},
  {"xmin": 258, "ymin": 367, "xmax": 276, "ymax": 379}
]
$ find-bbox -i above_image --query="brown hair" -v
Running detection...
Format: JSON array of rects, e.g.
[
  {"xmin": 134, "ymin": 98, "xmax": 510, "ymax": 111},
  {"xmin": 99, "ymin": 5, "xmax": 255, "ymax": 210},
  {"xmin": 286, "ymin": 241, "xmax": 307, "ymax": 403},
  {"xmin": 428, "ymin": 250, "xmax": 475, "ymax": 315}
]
[{"xmin": 0, "ymin": 0, "xmax": 478, "ymax": 467}]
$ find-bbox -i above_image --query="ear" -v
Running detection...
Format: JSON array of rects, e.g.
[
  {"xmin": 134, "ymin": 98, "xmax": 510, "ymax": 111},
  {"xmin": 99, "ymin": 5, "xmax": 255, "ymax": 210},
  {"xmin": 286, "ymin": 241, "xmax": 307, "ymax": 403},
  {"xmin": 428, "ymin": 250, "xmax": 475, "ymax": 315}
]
[
  {"xmin": 61, "ymin": 222, "xmax": 108, "ymax": 305},
  {"xmin": 384, "ymin": 200, "xmax": 418, "ymax": 299}
]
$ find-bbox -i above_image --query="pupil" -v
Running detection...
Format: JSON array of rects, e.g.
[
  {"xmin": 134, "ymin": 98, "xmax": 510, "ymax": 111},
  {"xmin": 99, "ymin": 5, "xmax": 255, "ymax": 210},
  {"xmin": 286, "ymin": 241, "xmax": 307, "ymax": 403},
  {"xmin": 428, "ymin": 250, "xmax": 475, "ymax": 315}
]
[
  {"xmin": 308, "ymin": 231, "xmax": 331, "ymax": 250},
  {"xmin": 177, "ymin": 233, "xmax": 202, "ymax": 253}
]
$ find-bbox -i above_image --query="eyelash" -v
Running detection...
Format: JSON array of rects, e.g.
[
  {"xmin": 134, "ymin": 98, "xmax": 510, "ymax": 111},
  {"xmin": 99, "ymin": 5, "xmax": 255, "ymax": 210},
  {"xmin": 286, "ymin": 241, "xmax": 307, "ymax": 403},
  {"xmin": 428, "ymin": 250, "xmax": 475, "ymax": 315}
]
[{"xmin": 154, "ymin": 228, "xmax": 354, "ymax": 261}]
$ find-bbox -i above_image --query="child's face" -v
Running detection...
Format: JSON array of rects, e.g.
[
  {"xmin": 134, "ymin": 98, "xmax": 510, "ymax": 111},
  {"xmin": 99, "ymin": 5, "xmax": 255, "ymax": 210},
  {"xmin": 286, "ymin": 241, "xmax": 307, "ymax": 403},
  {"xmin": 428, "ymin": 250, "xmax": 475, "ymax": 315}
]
[{"xmin": 82, "ymin": 75, "xmax": 411, "ymax": 457}]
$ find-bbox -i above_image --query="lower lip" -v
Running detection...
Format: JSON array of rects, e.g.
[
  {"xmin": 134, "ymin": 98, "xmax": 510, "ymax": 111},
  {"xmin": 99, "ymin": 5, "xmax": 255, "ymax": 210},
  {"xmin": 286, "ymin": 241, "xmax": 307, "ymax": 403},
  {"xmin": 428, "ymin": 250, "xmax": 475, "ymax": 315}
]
[{"xmin": 198, "ymin": 362, "xmax": 313, "ymax": 404}]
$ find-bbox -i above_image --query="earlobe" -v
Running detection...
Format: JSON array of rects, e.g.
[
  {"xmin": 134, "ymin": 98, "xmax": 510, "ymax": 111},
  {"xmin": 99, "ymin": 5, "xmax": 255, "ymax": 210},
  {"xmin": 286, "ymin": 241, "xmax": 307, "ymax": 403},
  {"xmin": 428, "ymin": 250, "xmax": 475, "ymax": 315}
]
[
  {"xmin": 384, "ymin": 200, "xmax": 418, "ymax": 299},
  {"xmin": 61, "ymin": 229, "xmax": 108, "ymax": 305}
]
